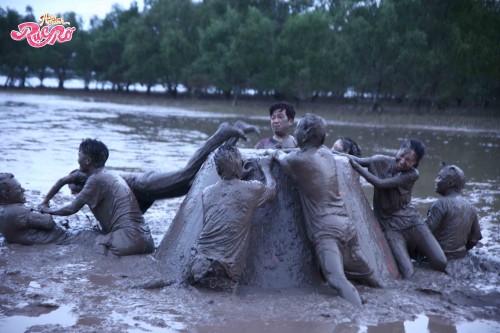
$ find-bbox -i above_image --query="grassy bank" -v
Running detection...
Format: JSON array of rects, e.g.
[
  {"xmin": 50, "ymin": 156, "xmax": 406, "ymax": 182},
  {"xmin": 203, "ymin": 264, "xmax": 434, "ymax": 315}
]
[{"xmin": 3, "ymin": 87, "xmax": 499, "ymax": 132}]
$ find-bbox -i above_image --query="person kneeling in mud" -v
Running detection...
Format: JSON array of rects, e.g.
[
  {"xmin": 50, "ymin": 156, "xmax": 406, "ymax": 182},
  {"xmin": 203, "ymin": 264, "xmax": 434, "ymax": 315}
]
[
  {"xmin": 273, "ymin": 114, "xmax": 383, "ymax": 307},
  {"xmin": 0, "ymin": 173, "xmax": 96, "ymax": 246},
  {"xmin": 188, "ymin": 145, "xmax": 276, "ymax": 291},
  {"xmin": 39, "ymin": 138, "xmax": 154, "ymax": 256},
  {"xmin": 346, "ymin": 139, "xmax": 447, "ymax": 278},
  {"xmin": 425, "ymin": 164, "xmax": 482, "ymax": 260}
]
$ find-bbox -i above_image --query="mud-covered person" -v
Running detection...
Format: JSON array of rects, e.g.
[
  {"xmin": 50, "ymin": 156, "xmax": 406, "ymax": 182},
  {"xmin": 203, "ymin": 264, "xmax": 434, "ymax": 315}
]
[
  {"xmin": 332, "ymin": 137, "xmax": 362, "ymax": 157},
  {"xmin": 0, "ymin": 173, "xmax": 96, "ymax": 246},
  {"xmin": 347, "ymin": 139, "xmax": 447, "ymax": 278},
  {"xmin": 255, "ymin": 102, "xmax": 297, "ymax": 149},
  {"xmin": 426, "ymin": 164, "xmax": 482, "ymax": 260},
  {"xmin": 39, "ymin": 138, "xmax": 154, "ymax": 256},
  {"xmin": 188, "ymin": 145, "xmax": 276, "ymax": 291},
  {"xmin": 274, "ymin": 114, "xmax": 383, "ymax": 307}
]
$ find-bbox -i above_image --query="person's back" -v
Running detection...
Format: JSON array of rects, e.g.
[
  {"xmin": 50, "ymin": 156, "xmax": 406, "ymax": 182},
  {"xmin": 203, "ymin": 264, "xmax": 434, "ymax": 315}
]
[
  {"xmin": 198, "ymin": 178, "xmax": 269, "ymax": 281},
  {"xmin": 274, "ymin": 114, "xmax": 382, "ymax": 306},
  {"xmin": 74, "ymin": 169, "xmax": 145, "ymax": 233},
  {"xmin": 189, "ymin": 145, "xmax": 276, "ymax": 289},
  {"xmin": 285, "ymin": 146, "xmax": 352, "ymax": 242}
]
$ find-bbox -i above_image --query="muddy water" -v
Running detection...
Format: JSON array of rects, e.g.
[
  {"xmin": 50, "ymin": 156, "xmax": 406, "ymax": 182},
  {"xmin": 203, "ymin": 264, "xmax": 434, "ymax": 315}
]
[{"xmin": 0, "ymin": 91, "xmax": 499, "ymax": 332}]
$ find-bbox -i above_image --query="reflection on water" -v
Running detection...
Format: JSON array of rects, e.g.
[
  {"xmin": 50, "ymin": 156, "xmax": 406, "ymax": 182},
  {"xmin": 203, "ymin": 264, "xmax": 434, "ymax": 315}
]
[
  {"xmin": 361, "ymin": 313, "xmax": 500, "ymax": 333},
  {"xmin": 0, "ymin": 304, "xmax": 77, "ymax": 333}
]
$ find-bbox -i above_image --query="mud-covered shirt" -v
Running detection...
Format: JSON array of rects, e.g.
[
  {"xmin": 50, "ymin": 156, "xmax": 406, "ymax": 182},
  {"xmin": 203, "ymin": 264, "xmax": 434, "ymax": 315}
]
[
  {"xmin": 279, "ymin": 146, "xmax": 356, "ymax": 245},
  {"xmin": 73, "ymin": 169, "xmax": 147, "ymax": 234},
  {"xmin": 360, "ymin": 155, "xmax": 423, "ymax": 231},
  {"xmin": 255, "ymin": 136, "xmax": 297, "ymax": 149},
  {"xmin": 196, "ymin": 179, "xmax": 268, "ymax": 281},
  {"xmin": 0, "ymin": 203, "xmax": 70, "ymax": 245},
  {"xmin": 426, "ymin": 195, "xmax": 482, "ymax": 259}
]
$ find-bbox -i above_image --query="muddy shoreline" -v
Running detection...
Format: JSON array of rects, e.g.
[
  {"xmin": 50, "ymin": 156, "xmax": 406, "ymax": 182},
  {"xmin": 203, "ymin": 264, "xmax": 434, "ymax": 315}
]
[{"xmin": 1, "ymin": 190, "xmax": 499, "ymax": 332}]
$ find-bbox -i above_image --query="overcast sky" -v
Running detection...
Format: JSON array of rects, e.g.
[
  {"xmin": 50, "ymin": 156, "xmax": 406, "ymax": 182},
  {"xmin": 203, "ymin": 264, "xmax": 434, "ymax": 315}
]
[{"xmin": 2, "ymin": 0, "xmax": 143, "ymax": 28}]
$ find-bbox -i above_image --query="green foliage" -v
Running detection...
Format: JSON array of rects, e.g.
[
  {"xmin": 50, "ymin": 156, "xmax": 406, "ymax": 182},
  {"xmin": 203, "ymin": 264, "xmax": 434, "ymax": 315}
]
[{"xmin": 0, "ymin": 0, "xmax": 498, "ymax": 108}]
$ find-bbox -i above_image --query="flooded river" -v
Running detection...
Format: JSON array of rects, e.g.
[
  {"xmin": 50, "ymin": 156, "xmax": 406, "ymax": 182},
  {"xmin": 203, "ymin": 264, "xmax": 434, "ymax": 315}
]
[{"xmin": 0, "ymin": 91, "xmax": 499, "ymax": 332}]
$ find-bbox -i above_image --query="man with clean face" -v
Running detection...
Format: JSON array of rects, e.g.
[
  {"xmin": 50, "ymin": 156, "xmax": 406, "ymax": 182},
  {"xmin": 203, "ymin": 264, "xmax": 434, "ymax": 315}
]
[{"xmin": 255, "ymin": 102, "xmax": 297, "ymax": 149}]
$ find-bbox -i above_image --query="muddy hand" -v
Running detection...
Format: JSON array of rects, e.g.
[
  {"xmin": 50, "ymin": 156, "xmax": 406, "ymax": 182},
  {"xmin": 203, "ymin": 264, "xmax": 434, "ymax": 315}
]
[
  {"xmin": 349, "ymin": 159, "xmax": 362, "ymax": 171},
  {"xmin": 217, "ymin": 122, "xmax": 248, "ymax": 142},
  {"xmin": 233, "ymin": 120, "xmax": 260, "ymax": 137},
  {"xmin": 37, "ymin": 202, "xmax": 49, "ymax": 211}
]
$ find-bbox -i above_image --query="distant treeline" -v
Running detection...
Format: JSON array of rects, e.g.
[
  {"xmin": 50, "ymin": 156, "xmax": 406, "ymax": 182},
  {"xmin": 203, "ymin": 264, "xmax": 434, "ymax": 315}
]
[{"xmin": 1, "ymin": 0, "xmax": 499, "ymax": 109}]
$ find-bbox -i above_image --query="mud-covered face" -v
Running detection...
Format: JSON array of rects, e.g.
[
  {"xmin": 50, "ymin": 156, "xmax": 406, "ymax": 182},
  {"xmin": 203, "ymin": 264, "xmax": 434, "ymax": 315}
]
[
  {"xmin": 434, "ymin": 169, "xmax": 449, "ymax": 195},
  {"xmin": 4, "ymin": 178, "xmax": 26, "ymax": 204},
  {"xmin": 332, "ymin": 139, "xmax": 344, "ymax": 153},
  {"xmin": 271, "ymin": 109, "xmax": 293, "ymax": 138},
  {"xmin": 395, "ymin": 148, "xmax": 417, "ymax": 172},
  {"xmin": 78, "ymin": 151, "xmax": 91, "ymax": 172}
]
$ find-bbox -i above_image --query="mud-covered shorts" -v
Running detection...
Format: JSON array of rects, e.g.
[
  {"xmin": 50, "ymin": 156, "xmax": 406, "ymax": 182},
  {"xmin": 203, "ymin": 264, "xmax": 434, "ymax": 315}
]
[
  {"xmin": 315, "ymin": 233, "xmax": 374, "ymax": 281},
  {"xmin": 188, "ymin": 253, "xmax": 238, "ymax": 291}
]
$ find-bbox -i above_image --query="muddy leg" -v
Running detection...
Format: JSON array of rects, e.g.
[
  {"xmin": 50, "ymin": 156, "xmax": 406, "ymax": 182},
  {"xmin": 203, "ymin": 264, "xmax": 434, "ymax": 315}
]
[
  {"xmin": 385, "ymin": 230, "xmax": 414, "ymax": 279},
  {"xmin": 413, "ymin": 225, "xmax": 447, "ymax": 273},
  {"xmin": 317, "ymin": 241, "xmax": 362, "ymax": 307}
]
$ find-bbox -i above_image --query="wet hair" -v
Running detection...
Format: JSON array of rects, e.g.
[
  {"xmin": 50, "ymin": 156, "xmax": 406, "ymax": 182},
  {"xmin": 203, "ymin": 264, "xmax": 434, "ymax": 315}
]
[
  {"xmin": 214, "ymin": 145, "xmax": 243, "ymax": 180},
  {"xmin": 335, "ymin": 137, "xmax": 362, "ymax": 157},
  {"xmin": 399, "ymin": 139, "xmax": 425, "ymax": 168},
  {"xmin": 0, "ymin": 173, "xmax": 15, "ymax": 195},
  {"xmin": 269, "ymin": 102, "xmax": 296, "ymax": 121},
  {"xmin": 440, "ymin": 164, "xmax": 466, "ymax": 192},
  {"xmin": 296, "ymin": 113, "xmax": 326, "ymax": 148},
  {"xmin": 79, "ymin": 138, "xmax": 109, "ymax": 168}
]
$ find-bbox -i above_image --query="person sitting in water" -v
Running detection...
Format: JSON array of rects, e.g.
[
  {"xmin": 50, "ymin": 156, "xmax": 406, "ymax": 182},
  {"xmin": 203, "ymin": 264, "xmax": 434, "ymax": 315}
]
[
  {"xmin": 425, "ymin": 164, "xmax": 482, "ymax": 260},
  {"xmin": 331, "ymin": 137, "xmax": 362, "ymax": 157},
  {"xmin": 40, "ymin": 122, "xmax": 254, "ymax": 213},
  {"xmin": 273, "ymin": 114, "xmax": 383, "ymax": 307},
  {"xmin": 255, "ymin": 102, "xmax": 297, "ymax": 149},
  {"xmin": 39, "ymin": 138, "xmax": 155, "ymax": 257},
  {"xmin": 0, "ymin": 173, "xmax": 96, "ymax": 246},
  {"xmin": 188, "ymin": 145, "xmax": 276, "ymax": 291},
  {"xmin": 347, "ymin": 139, "xmax": 447, "ymax": 278}
]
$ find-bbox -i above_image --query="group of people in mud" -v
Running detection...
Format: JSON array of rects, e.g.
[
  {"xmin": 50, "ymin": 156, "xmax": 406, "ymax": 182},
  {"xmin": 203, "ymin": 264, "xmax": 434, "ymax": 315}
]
[{"xmin": 0, "ymin": 102, "xmax": 482, "ymax": 306}]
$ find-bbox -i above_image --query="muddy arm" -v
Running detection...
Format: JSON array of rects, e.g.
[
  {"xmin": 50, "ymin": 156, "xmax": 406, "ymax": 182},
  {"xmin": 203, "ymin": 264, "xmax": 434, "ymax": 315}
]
[
  {"xmin": 26, "ymin": 210, "xmax": 56, "ymax": 230},
  {"xmin": 257, "ymin": 156, "xmax": 276, "ymax": 207},
  {"xmin": 332, "ymin": 151, "xmax": 372, "ymax": 167},
  {"xmin": 349, "ymin": 159, "xmax": 416, "ymax": 189},
  {"xmin": 425, "ymin": 201, "xmax": 445, "ymax": 232},
  {"xmin": 224, "ymin": 120, "xmax": 260, "ymax": 147},
  {"xmin": 38, "ymin": 173, "xmax": 78, "ymax": 209},
  {"xmin": 467, "ymin": 212, "xmax": 483, "ymax": 250}
]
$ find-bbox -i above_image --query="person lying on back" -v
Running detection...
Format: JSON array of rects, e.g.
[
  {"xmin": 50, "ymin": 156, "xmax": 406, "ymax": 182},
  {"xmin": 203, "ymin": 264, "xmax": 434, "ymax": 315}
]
[{"xmin": 0, "ymin": 173, "xmax": 96, "ymax": 246}]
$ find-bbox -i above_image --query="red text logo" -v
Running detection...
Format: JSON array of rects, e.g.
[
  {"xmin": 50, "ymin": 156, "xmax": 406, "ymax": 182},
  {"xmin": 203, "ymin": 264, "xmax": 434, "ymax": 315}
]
[{"xmin": 10, "ymin": 14, "xmax": 76, "ymax": 48}]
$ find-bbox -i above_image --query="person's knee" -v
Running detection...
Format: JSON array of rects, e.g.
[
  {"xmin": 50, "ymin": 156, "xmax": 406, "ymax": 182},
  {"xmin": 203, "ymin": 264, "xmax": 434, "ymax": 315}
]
[{"xmin": 429, "ymin": 254, "xmax": 447, "ymax": 272}]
